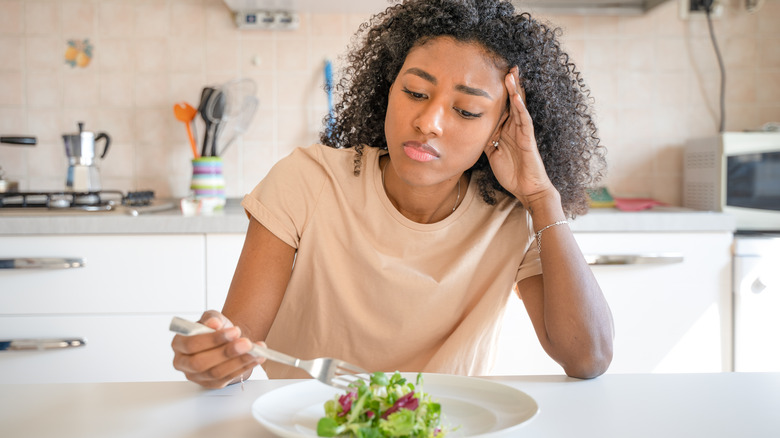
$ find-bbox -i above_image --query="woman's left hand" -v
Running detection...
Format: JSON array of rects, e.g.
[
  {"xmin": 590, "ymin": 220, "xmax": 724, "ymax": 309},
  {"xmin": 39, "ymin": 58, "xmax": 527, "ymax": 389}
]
[{"xmin": 483, "ymin": 66, "xmax": 556, "ymax": 207}]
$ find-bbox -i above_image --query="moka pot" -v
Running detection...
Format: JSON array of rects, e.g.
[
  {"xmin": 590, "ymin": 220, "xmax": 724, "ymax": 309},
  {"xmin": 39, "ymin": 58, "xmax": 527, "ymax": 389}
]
[{"xmin": 63, "ymin": 122, "xmax": 111, "ymax": 192}]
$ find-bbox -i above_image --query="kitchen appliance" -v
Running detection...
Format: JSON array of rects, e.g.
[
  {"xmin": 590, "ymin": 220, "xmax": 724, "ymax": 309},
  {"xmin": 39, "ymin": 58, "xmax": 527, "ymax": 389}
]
[
  {"xmin": 683, "ymin": 131, "xmax": 780, "ymax": 232},
  {"xmin": 63, "ymin": 122, "xmax": 111, "ymax": 192},
  {"xmin": 733, "ymin": 234, "xmax": 780, "ymax": 371},
  {"xmin": 0, "ymin": 135, "xmax": 36, "ymax": 193},
  {"xmin": 0, "ymin": 190, "xmax": 156, "ymax": 212}
]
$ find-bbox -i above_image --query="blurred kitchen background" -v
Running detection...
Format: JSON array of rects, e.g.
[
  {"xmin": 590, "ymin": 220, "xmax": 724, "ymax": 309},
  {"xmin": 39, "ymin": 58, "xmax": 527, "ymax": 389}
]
[{"xmin": 0, "ymin": 0, "xmax": 778, "ymax": 202}]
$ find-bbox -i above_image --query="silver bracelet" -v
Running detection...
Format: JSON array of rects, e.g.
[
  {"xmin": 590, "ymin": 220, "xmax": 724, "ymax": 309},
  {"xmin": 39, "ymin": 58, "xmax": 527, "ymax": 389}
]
[{"xmin": 535, "ymin": 220, "xmax": 568, "ymax": 254}]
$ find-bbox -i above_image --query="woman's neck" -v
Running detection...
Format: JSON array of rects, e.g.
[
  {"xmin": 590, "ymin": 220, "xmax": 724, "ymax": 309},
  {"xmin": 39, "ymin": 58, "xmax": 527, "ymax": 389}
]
[{"xmin": 380, "ymin": 156, "xmax": 463, "ymax": 224}]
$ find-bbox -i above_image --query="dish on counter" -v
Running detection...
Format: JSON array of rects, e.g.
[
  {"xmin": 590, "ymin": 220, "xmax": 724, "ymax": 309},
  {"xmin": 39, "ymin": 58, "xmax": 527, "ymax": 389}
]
[{"xmin": 251, "ymin": 373, "xmax": 538, "ymax": 438}]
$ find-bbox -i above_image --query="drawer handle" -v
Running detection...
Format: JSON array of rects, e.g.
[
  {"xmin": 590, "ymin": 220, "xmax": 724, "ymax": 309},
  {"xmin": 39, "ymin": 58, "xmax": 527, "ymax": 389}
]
[
  {"xmin": 584, "ymin": 253, "xmax": 684, "ymax": 265},
  {"xmin": 0, "ymin": 257, "xmax": 86, "ymax": 269},
  {"xmin": 0, "ymin": 338, "xmax": 86, "ymax": 351}
]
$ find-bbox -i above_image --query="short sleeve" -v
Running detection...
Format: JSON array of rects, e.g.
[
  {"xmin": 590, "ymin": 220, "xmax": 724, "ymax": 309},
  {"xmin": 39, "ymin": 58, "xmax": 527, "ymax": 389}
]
[{"xmin": 241, "ymin": 145, "xmax": 327, "ymax": 249}]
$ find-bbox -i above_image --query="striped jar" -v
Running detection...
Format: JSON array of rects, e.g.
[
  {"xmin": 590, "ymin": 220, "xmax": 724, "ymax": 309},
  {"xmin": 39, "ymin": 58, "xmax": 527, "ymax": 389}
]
[{"xmin": 190, "ymin": 157, "xmax": 226, "ymax": 199}]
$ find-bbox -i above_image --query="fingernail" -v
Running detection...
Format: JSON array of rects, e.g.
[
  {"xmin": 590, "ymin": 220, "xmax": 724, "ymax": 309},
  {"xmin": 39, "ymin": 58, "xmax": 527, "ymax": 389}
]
[
  {"xmin": 225, "ymin": 326, "xmax": 240, "ymax": 340},
  {"xmin": 235, "ymin": 339, "xmax": 252, "ymax": 354}
]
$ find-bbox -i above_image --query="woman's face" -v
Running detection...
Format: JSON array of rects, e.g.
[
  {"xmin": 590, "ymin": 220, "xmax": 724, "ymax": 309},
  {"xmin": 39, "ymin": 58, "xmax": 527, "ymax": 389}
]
[{"xmin": 384, "ymin": 36, "xmax": 508, "ymax": 188}]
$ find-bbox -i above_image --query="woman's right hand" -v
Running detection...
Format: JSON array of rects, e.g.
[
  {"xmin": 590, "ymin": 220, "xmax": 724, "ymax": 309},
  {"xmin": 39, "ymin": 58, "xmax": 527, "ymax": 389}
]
[{"xmin": 171, "ymin": 309, "xmax": 265, "ymax": 389}]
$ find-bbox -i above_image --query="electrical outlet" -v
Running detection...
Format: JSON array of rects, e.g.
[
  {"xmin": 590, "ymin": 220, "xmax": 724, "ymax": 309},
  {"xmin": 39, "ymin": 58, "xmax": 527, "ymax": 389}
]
[{"xmin": 679, "ymin": 0, "xmax": 724, "ymax": 20}]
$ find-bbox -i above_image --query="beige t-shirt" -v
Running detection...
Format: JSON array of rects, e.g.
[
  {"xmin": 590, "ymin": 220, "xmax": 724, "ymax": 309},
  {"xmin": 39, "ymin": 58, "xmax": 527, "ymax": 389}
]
[{"xmin": 241, "ymin": 144, "xmax": 541, "ymax": 378}]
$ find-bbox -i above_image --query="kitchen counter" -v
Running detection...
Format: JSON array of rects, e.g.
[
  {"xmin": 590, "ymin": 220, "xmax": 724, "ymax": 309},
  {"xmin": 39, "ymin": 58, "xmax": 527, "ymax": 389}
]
[
  {"xmin": 0, "ymin": 200, "xmax": 734, "ymax": 235},
  {"xmin": 0, "ymin": 373, "xmax": 777, "ymax": 438}
]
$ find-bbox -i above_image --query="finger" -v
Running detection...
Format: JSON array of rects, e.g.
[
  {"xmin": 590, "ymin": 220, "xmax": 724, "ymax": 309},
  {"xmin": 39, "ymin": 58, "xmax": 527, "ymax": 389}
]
[
  {"xmin": 200, "ymin": 310, "xmax": 233, "ymax": 330},
  {"xmin": 186, "ymin": 357, "xmax": 260, "ymax": 389},
  {"xmin": 171, "ymin": 324, "xmax": 241, "ymax": 355},
  {"xmin": 173, "ymin": 336, "xmax": 260, "ymax": 375},
  {"xmin": 504, "ymin": 71, "xmax": 535, "ymax": 138}
]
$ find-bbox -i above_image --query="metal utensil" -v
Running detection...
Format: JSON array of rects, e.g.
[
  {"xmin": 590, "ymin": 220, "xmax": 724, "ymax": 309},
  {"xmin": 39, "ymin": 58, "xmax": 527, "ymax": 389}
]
[
  {"xmin": 197, "ymin": 87, "xmax": 216, "ymax": 157},
  {"xmin": 205, "ymin": 90, "xmax": 225, "ymax": 157},
  {"xmin": 169, "ymin": 317, "xmax": 369, "ymax": 390},
  {"xmin": 207, "ymin": 78, "xmax": 258, "ymax": 156},
  {"xmin": 217, "ymin": 95, "xmax": 257, "ymax": 156}
]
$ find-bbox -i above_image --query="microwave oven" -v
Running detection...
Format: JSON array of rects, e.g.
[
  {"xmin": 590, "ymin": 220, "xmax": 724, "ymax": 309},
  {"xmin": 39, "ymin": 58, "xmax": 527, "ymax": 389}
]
[{"xmin": 683, "ymin": 132, "xmax": 780, "ymax": 232}]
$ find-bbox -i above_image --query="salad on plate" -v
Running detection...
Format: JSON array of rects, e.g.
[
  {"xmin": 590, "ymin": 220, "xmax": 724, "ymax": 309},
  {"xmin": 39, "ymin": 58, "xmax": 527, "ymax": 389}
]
[{"xmin": 317, "ymin": 371, "xmax": 454, "ymax": 438}]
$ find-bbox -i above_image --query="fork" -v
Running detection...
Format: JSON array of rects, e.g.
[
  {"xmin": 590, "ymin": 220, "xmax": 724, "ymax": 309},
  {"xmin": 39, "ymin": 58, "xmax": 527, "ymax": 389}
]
[{"xmin": 169, "ymin": 316, "xmax": 369, "ymax": 390}]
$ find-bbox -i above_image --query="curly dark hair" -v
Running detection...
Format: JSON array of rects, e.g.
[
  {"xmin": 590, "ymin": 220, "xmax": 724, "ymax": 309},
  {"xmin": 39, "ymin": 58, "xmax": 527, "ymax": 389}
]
[{"xmin": 319, "ymin": 0, "xmax": 606, "ymax": 218}]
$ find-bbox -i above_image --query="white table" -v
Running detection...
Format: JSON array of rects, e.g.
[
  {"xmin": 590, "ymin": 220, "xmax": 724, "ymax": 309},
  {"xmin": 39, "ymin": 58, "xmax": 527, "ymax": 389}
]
[{"xmin": 1, "ymin": 373, "xmax": 777, "ymax": 437}]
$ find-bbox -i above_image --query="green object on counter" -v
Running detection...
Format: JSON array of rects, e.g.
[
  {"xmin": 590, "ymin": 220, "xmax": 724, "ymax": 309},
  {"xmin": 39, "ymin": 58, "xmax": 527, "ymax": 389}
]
[{"xmin": 587, "ymin": 187, "xmax": 615, "ymax": 208}]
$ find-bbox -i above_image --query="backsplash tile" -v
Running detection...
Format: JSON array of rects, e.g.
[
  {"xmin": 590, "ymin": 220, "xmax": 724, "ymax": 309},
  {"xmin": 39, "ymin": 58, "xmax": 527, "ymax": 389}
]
[{"xmin": 0, "ymin": 0, "xmax": 778, "ymax": 206}]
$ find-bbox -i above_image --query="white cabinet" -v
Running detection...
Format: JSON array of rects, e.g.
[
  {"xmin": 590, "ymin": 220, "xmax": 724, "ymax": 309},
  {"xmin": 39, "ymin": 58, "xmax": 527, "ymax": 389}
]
[
  {"xmin": 493, "ymin": 231, "xmax": 733, "ymax": 376},
  {"xmin": 205, "ymin": 233, "xmax": 246, "ymax": 310},
  {"xmin": 0, "ymin": 235, "xmax": 206, "ymax": 383}
]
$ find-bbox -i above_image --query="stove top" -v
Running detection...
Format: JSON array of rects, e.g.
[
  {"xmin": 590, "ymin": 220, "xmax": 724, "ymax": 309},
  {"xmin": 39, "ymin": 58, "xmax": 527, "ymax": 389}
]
[{"xmin": 0, "ymin": 190, "xmax": 155, "ymax": 211}]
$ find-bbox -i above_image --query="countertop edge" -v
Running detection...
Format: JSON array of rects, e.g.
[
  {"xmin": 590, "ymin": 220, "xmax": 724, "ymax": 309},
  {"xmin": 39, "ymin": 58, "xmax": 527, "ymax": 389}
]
[{"xmin": 0, "ymin": 202, "xmax": 736, "ymax": 235}]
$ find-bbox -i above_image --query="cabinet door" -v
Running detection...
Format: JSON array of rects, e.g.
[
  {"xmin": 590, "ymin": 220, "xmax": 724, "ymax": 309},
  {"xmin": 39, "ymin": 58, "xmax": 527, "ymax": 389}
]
[
  {"xmin": 0, "ymin": 235, "xmax": 205, "ymax": 314},
  {"xmin": 579, "ymin": 232, "xmax": 732, "ymax": 373},
  {"xmin": 0, "ymin": 314, "xmax": 201, "ymax": 383},
  {"xmin": 493, "ymin": 232, "xmax": 733, "ymax": 375},
  {"xmin": 205, "ymin": 233, "xmax": 246, "ymax": 310}
]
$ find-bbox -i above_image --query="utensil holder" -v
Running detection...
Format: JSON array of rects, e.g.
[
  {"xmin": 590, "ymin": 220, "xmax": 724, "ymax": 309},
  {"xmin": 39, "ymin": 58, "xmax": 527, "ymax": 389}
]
[{"xmin": 190, "ymin": 157, "xmax": 226, "ymax": 202}]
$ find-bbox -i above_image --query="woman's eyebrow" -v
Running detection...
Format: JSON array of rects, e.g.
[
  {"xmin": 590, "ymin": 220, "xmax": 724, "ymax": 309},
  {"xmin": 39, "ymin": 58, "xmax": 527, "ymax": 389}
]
[{"xmin": 403, "ymin": 67, "xmax": 493, "ymax": 100}]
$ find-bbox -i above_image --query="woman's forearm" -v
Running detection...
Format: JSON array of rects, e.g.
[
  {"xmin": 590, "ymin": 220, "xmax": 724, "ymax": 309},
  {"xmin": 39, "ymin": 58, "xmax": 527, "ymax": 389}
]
[{"xmin": 523, "ymin": 192, "xmax": 614, "ymax": 378}]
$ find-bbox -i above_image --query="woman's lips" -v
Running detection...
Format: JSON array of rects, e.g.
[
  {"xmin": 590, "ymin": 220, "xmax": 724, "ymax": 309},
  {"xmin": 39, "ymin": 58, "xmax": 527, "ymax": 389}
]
[{"xmin": 403, "ymin": 142, "xmax": 439, "ymax": 162}]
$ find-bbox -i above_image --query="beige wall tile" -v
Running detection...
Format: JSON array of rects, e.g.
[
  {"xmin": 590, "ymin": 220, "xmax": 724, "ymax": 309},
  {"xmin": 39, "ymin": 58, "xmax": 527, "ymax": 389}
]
[
  {"xmin": 62, "ymin": 70, "xmax": 99, "ymax": 107},
  {"xmin": 99, "ymin": 38, "xmax": 135, "ymax": 72},
  {"xmin": 241, "ymin": 38, "xmax": 276, "ymax": 71},
  {"xmin": 135, "ymin": 38, "xmax": 168, "ymax": 73},
  {"xmin": 756, "ymin": 71, "xmax": 780, "ymax": 103},
  {"xmin": 0, "ymin": 37, "xmax": 24, "ymax": 72},
  {"xmin": 758, "ymin": 38, "xmax": 780, "ymax": 68},
  {"xmin": 0, "ymin": 1, "xmax": 24, "ymax": 35},
  {"xmin": 552, "ymin": 15, "xmax": 585, "ymax": 37},
  {"xmin": 27, "ymin": 71, "xmax": 61, "ymax": 108},
  {"xmin": 135, "ymin": 1, "xmax": 169, "ymax": 38},
  {"xmin": 100, "ymin": 73, "xmax": 134, "ymax": 108},
  {"xmin": 310, "ymin": 13, "xmax": 346, "ymax": 37},
  {"xmin": 583, "ymin": 37, "xmax": 618, "ymax": 72},
  {"xmin": 99, "ymin": 1, "xmax": 134, "ymax": 38},
  {"xmin": 170, "ymin": 0, "xmax": 205, "ymax": 38},
  {"xmin": 0, "ymin": 71, "xmax": 24, "ymax": 105},
  {"xmin": 135, "ymin": 73, "xmax": 170, "ymax": 108},
  {"xmin": 619, "ymin": 37, "xmax": 656, "ymax": 71},
  {"xmin": 27, "ymin": 107, "xmax": 60, "ymax": 143},
  {"xmin": 726, "ymin": 104, "xmax": 760, "ymax": 131},
  {"xmin": 655, "ymin": 37, "xmax": 691, "ymax": 72},
  {"xmin": 205, "ymin": 38, "xmax": 240, "ymax": 72},
  {"xmin": 61, "ymin": 1, "xmax": 97, "ymax": 36},
  {"xmin": 205, "ymin": 0, "xmax": 238, "ymax": 38},
  {"xmin": 277, "ymin": 38, "xmax": 307, "ymax": 71},
  {"xmin": 169, "ymin": 36, "xmax": 205, "ymax": 73},
  {"xmin": 758, "ymin": 0, "xmax": 780, "ymax": 35},
  {"xmin": 585, "ymin": 16, "xmax": 619, "ymax": 36},
  {"xmin": 725, "ymin": 69, "xmax": 757, "ymax": 104},
  {"xmin": 25, "ymin": 0, "xmax": 60, "ymax": 36},
  {"xmin": 723, "ymin": 36, "xmax": 757, "ymax": 68},
  {"xmin": 25, "ymin": 36, "xmax": 61, "ymax": 72}
]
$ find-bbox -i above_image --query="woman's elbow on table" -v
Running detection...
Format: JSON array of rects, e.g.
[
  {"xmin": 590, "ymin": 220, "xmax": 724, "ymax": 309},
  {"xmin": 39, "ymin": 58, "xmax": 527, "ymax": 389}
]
[{"xmin": 561, "ymin": 344, "xmax": 613, "ymax": 379}]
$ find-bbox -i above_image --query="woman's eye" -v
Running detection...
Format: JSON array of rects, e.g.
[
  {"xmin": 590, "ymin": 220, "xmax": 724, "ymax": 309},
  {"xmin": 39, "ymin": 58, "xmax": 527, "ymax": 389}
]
[
  {"xmin": 402, "ymin": 88, "xmax": 426, "ymax": 100},
  {"xmin": 455, "ymin": 108, "xmax": 482, "ymax": 119}
]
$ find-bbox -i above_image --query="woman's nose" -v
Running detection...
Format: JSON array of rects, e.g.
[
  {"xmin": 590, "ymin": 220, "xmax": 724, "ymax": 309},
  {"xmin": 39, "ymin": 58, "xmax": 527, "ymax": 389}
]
[{"xmin": 414, "ymin": 102, "xmax": 444, "ymax": 137}]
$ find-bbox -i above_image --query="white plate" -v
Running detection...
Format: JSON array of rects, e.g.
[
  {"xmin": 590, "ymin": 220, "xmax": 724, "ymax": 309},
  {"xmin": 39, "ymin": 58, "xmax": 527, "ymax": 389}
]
[{"xmin": 251, "ymin": 373, "xmax": 538, "ymax": 437}]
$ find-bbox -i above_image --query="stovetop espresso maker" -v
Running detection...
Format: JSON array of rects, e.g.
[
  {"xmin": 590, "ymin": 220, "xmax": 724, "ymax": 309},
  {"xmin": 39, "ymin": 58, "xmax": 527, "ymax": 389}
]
[{"xmin": 63, "ymin": 122, "xmax": 111, "ymax": 192}]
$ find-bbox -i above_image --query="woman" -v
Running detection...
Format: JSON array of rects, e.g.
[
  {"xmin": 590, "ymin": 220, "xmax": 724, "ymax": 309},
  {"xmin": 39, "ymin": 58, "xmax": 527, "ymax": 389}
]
[{"xmin": 172, "ymin": 0, "xmax": 613, "ymax": 389}]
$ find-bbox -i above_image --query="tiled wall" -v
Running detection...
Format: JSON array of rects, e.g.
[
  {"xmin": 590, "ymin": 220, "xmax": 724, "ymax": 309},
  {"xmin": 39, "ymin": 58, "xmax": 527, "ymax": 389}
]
[{"xmin": 0, "ymin": 0, "xmax": 778, "ymax": 204}]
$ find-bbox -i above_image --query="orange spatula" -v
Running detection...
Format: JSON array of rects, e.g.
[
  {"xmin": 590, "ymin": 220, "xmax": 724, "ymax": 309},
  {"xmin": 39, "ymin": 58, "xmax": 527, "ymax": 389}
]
[{"xmin": 174, "ymin": 102, "xmax": 198, "ymax": 158}]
